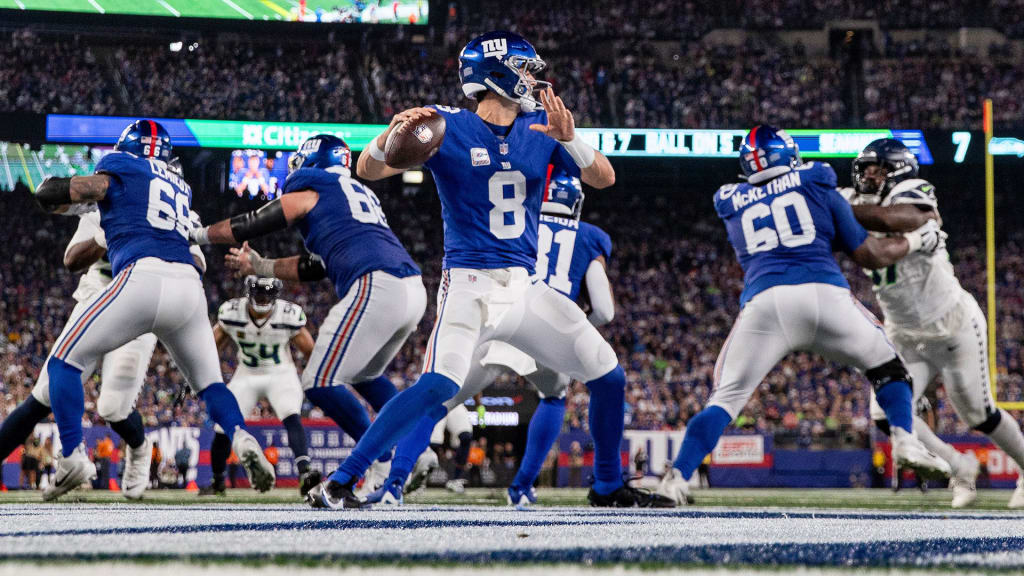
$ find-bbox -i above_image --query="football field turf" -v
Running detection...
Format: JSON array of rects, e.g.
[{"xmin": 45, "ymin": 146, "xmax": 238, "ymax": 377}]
[
  {"xmin": 3, "ymin": 488, "xmax": 1024, "ymax": 574},
  {"xmin": 0, "ymin": 0, "xmax": 422, "ymax": 21}
]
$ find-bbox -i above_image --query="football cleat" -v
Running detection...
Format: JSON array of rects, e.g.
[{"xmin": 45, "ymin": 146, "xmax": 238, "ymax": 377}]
[
  {"xmin": 507, "ymin": 484, "xmax": 537, "ymax": 509},
  {"xmin": 404, "ymin": 448, "xmax": 438, "ymax": 495},
  {"xmin": 42, "ymin": 443, "xmax": 97, "ymax": 502},
  {"xmin": 950, "ymin": 453, "xmax": 980, "ymax": 509},
  {"xmin": 306, "ymin": 480, "xmax": 369, "ymax": 510},
  {"xmin": 198, "ymin": 479, "xmax": 226, "ymax": 497},
  {"xmin": 232, "ymin": 429, "xmax": 276, "ymax": 493},
  {"xmin": 1009, "ymin": 476, "xmax": 1024, "ymax": 509},
  {"xmin": 299, "ymin": 469, "xmax": 323, "ymax": 498},
  {"xmin": 588, "ymin": 480, "xmax": 676, "ymax": 508},
  {"xmin": 445, "ymin": 478, "xmax": 467, "ymax": 494},
  {"xmin": 365, "ymin": 478, "xmax": 404, "ymax": 506},
  {"xmin": 656, "ymin": 467, "xmax": 693, "ymax": 506},
  {"xmin": 355, "ymin": 458, "xmax": 391, "ymax": 499},
  {"xmin": 121, "ymin": 438, "xmax": 153, "ymax": 500},
  {"xmin": 892, "ymin": 428, "xmax": 952, "ymax": 481}
]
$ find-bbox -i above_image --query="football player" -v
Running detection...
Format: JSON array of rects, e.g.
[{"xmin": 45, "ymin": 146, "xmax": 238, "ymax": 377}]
[
  {"xmin": 31, "ymin": 120, "xmax": 275, "ymax": 500},
  {"xmin": 201, "ymin": 276, "xmax": 320, "ymax": 497},
  {"xmin": 0, "ymin": 207, "xmax": 200, "ymax": 499},
  {"xmin": 192, "ymin": 134, "xmax": 425, "ymax": 492},
  {"xmin": 308, "ymin": 30, "xmax": 649, "ymax": 509},
  {"xmin": 848, "ymin": 138, "xmax": 1024, "ymax": 508},
  {"xmin": 656, "ymin": 126, "xmax": 951, "ymax": 506},
  {"xmin": 363, "ymin": 171, "xmax": 615, "ymax": 507}
]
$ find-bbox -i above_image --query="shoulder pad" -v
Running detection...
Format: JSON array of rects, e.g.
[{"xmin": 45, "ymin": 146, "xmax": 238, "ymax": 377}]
[
  {"xmin": 218, "ymin": 298, "xmax": 247, "ymax": 322},
  {"xmin": 837, "ymin": 187, "xmax": 857, "ymax": 204},
  {"xmin": 883, "ymin": 178, "xmax": 937, "ymax": 209}
]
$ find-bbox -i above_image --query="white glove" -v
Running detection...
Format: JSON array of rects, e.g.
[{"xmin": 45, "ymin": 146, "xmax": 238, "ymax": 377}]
[
  {"xmin": 904, "ymin": 219, "xmax": 941, "ymax": 254},
  {"xmin": 190, "ymin": 225, "xmax": 210, "ymax": 246}
]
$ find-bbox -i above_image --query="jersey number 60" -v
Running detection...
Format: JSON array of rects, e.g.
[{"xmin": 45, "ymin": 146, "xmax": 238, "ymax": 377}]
[{"xmin": 741, "ymin": 191, "xmax": 816, "ymax": 254}]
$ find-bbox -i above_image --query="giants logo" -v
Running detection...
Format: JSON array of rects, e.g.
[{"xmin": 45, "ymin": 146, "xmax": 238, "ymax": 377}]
[{"xmin": 481, "ymin": 38, "xmax": 507, "ymax": 59}]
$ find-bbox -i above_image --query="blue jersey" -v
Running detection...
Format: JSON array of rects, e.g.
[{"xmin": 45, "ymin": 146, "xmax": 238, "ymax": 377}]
[
  {"xmin": 423, "ymin": 106, "xmax": 581, "ymax": 273},
  {"xmin": 95, "ymin": 152, "xmax": 196, "ymax": 275},
  {"xmin": 283, "ymin": 167, "xmax": 420, "ymax": 298},
  {"xmin": 713, "ymin": 162, "xmax": 868, "ymax": 307},
  {"xmin": 536, "ymin": 214, "xmax": 612, "ymax": 301}
]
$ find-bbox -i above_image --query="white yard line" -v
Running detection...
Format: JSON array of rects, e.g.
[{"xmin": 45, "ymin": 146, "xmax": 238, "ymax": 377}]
[
  {"xmin": 220, "ymin": 0, "xmax": 253, "ymax": 19},
  {"xmin": 87, "ymin": 0, "xmax": 106, "ymax": 14},
  {"xmin": 157, "ymin": 0, "xmax": 181, "ymax": 16}
]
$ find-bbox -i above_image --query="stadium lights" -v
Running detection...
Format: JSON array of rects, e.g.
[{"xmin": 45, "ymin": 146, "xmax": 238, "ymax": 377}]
[
  {"xmin": 168, "ymin": 42, "xmax": 183, "ymax": 52},
  {"xmin": 402, "ymin": 170, "xmax": 424, "ymax": 184}
]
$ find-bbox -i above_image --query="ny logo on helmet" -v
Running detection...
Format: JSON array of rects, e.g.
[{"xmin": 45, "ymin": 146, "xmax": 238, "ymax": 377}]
[{"xmin": 481, "ymin": 38, "xmax": 507, "ymax": 59}]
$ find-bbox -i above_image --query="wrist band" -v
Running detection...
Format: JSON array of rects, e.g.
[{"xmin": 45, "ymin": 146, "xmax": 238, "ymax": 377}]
[
  {"xmin": 559, "ymin": 136, "xmax": 596, "ymax": 169},
  {"xmin": 367, "ymin": 137, "xmax": 387, "ymax": 162},
  {"xmin": 903, "ymin": 231, "xmax": 922, "ymax": 253},
  {"xmin": 192, "ymin": 226, "xmax": 211, "ymax": 246},
  {"xmin": 251, "ymin": 253, "xmax": 276, "ymax": 277}
]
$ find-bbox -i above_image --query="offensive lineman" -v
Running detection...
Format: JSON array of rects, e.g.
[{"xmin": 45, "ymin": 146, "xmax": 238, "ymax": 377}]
[
  {"xmin": 848, "ymin": 138, "xmax": 1024, "ymax": 508},
  {"xmin": 657, "ymin": 125, "xmax": 951, "ymax": 506},
  {"xmin": 0, "ymin": 208, "xmax": 199, "ymax": 500},
  {"xmin": 202, "ymin": 276, "xmax": 321, "ymax": 496},
  {"xmin": 191, "ymin": 134, "xmax": 425, "ymax": 490},
  {"xmin": 310, "ymin": 30, "xmax": 651, "ymax": 509},
  {"xmin": 31, "ymin": 120, "xmax": 275, "ymax": 500},
  {"xmin": 364, "ymin": 172, "xmax": 616, "ymax": 507}
]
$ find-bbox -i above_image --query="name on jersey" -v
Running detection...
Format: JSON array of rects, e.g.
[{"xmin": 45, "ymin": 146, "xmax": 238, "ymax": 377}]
[
  {"xmin": 730, "ymin": 171, "xmax": 802, "ymax": 211},
  {"xmin": 539, "ymin": 214, "xmax": 580, "ymax": 229},
  {"xmin": 148, "ymin": 158, "xmax": 189, "ymax": 192}
]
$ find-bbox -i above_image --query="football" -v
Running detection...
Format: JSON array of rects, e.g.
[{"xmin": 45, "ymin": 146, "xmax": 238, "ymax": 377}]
[{"xmin": 384, "ymin": 113, "xmax": 446, "ymax": 169}]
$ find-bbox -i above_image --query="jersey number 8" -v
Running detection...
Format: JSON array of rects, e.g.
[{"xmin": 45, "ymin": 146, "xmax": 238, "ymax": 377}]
[
  {"xmin": 488, "ymin": 171, "xmax": 527, "ymax": 239},
  {"xmin": 741, "ymin": 191, "xmax": 816, "ymax": 255},
  {"xmin": 146, "ymin": 179, "xmax": 190, "ymax": 239}
]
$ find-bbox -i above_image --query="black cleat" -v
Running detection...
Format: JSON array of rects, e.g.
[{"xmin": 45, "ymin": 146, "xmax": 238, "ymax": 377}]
[
  {"xmin": 299, "ymin": 469, "xmax": 323, "ymax": 497},
  {"xmin": 588, "ymin": 482, "xmax": 676, "ymax": 508},
  {"xmin": 306, "ymin": 479, "xmax": 369, "ymax": 510},
  {"xmin": 198, "ymin": 480, "xmax": 226, "ymax": 496}
]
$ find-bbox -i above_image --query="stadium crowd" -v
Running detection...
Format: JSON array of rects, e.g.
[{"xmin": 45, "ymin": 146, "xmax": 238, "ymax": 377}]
[{"xmin": 3, "ymin": 176, "xmax": 1024, "ymax": 448}]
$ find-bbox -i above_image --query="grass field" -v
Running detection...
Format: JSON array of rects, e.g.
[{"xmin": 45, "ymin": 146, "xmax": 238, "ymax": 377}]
[
  {"xmin": 0, "ymin": 0, "xmax": 428, "ymax": 22},
  {"xmin": 3, "ymin": 488, "xmax": 1024, "ymax": 573}
]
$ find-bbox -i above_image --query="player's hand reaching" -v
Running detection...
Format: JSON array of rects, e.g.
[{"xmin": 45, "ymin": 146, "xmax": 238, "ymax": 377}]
[
  {"xmin": 226, "ymin": 241, "xmax": 259, "ymax": 278},
  {"xmin": 905, "ymin": 219, "xmax": 942, "ymax": 254},
  {"xmin": 529, "ymin": 88, "xmax": 575, "ymax": 142}
]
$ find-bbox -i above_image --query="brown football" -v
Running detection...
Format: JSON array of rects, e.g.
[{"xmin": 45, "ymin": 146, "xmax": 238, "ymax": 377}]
[{"xmin": 384, "ymin": 113, "xmax": 446, "ymax": 170}]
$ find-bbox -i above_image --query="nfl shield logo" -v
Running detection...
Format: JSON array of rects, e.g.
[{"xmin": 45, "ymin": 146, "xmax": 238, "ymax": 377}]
[{"xmin": 499, "ymin": 142, "xmax": 509, "ymax": 155}]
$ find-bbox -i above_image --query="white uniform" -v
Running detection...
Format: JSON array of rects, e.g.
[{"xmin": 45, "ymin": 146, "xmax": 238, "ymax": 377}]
[
  {"xmin": 32, "ymin": 212, "xmax": 159, "ymax": 423},
  {"xmin": 218, "ymin": 298, "xmax": 306, "ymax": 421},
  {"xmin": 859, "ymin": 179, "xmax": 997, "ymax": 427}
]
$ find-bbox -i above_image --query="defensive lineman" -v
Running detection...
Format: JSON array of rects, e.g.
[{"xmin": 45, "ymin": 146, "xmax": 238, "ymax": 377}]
[
  {"xmin": 657, "ymin": 125, "xmax": 951, "ymax": 505},
  {"xmin": 31, "ymin": 120, "xmax": 275, "ymax": 500},
  {"xmin": 192, "ymin": 134, "xmax": 425, "ymax": 487},
  {"xmin": 848, "ymin": 138, "xmax": 1024, "ymax": 508},
  {"xmin": 364, "ymin": 171, "xmax": 616, "ymax": 507},
  {"xmin": 310, "ymin": 30, "xmax": 652, "ymax": 509},
  {"xmin": 203, "ymin": 276, "xmax": 321, "ymax": 496}
]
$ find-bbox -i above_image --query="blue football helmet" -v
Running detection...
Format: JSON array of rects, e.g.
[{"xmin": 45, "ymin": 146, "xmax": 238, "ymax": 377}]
[
  {"xmin": 853, "ymin": 138, "xmax": 919, "ymax": 200},
  {"xmin": 542, "ymin": 171, "xmax": 584, "ymax": 219},
  {"xmin": 115, "ymin": 119, "xmax": 173, "ymax": 161},
  {"xmin": 459, "ymin": 31, "xmax": 550, "ymax": 112},
  {"xmin": 739, "ymin": 125, "xmax": 801, "ymax": 184},
  {"xmin": 291, "ymin": 134, "xmax": 352, "ymax": 177}
]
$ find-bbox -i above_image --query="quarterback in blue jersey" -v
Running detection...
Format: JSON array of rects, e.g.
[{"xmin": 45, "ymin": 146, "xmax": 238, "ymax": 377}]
[
  {"xmin": 308, "ymin": 30, "xmax": 659, "ymax": 509},
  {"xmin": 194, "ymin": 134, "xmax": 427, "ymax": 496},
  {"xmin": 361, "ymin": 171, "xmax": 618, "ymax": 507},
  {"xmin": 655, "ymin": 125, "xmax": 952, "ymax": 506},
  {"xmin": 31, "ymin": 120, "xmax": 275, "ymax": 500}
]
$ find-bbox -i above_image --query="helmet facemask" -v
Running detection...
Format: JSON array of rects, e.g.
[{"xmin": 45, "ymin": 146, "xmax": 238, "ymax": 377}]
[
  {"xmin": 246, "ymin": 276, "xmax": 281, "ymax": 315},
  {"xmin": 481, "ymin": 54, "xmax": 550, "ymax": 112}
]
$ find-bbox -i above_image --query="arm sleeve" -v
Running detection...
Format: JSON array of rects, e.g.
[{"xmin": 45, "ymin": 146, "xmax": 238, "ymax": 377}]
[
  {"xmin": 64, "ymin": 212, "xmax": 102, "ymax": 260},
  {"xmin": 584, "ymin": 260, "xmax": 614, "ymax": 327},
  {"xmin": 830, "ymin": 191, "xmax": 869, "ymax": 254}
]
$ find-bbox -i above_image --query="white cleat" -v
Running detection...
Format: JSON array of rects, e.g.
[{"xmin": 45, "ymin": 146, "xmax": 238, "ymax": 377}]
[
  {"xmin": 232, "ymin": 429, "xmax": 276, "ymax": 493},
  {"xmin": 121, "ymin": 438, "xmax": 153, "ymax": 500},
  {"xmin": 655, "ymin": 466, "xmax": 692, "ymax": 506},
  {"xmin": 1010, "ymin": 476, "xmax": 1024, "ymax": 509},
  {"xmin": 355, "ymin": 458, "xmax": 392, "ymax": 499},
  {"xmin": 892, "ymin": 428, "xmax": 952, "ymax": 481},
  {"xmin": 404, "ymin": 448, "xmax": 438, "ymax": 495},
  {"xmin": 950, "ymin": 453, "xmax": 979, "ymax": 509},
  {"xmin": 445, "ymin": 478, "xmax": 466, "ymax": 494},
  {"xmin": 42, "ymin": 443, "xmax": 97, "ymax": 502}
]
